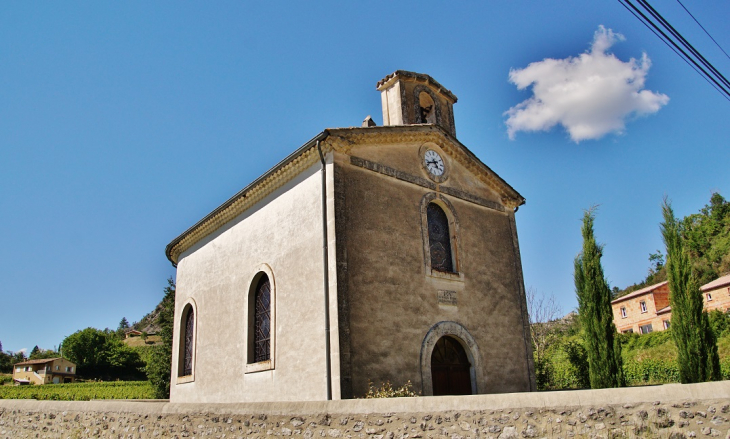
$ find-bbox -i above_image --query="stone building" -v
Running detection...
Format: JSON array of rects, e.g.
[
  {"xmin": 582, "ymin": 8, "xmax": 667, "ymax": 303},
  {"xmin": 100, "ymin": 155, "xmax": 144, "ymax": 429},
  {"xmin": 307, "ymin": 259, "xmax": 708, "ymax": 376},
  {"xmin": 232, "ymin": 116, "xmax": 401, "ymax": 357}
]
[
  {"xmin": 165, "ymin": 71, "xmax": 535, "ymax": 403},
  {"xmin": 611, "ymin": 281, "xmax": 671, "ymax": 334},
  {"xmin": 13, "ymin": 358, "xmax": 76, "ymax": 385},
  {"xmin": 701, "ymin": 273, "xmax": 730, "ymax": 313}
]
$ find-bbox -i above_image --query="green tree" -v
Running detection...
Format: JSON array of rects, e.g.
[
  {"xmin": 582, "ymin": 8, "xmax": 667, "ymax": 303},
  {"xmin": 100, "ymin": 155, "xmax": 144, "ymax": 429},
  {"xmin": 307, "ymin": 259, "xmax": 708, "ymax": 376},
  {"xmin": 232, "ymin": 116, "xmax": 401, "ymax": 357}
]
[
  {"xmin": 0, "ymin": 341, "xmax": 11, "ymax": 374},
  {"xmin": 62, "ymin": 327, "xmax": 145, "ymax": 380},
  {"xmin": 574, "ymin": 209, "xmax": 625, "ymax": 388},
  {"xmin": 29, "ymin": 346, "xmax": 58, "ymax": 360},
  {"xmin": 661, "ymin": 199, "xmax": 721, "ymax": 383},
  {"xmin": 117, "ymin": 317, "xmax": 131, "ymax": 339},
  {"xmin": 681, "ymin": 192, "xmax": 730, "ymax": 285},
  {"xmin": 29, "ymin": 346, "xmax": 41, "ymax": 359},
  {"xmin": 146, "ymin": 278, "xmax": 175, "ymax": 398}
]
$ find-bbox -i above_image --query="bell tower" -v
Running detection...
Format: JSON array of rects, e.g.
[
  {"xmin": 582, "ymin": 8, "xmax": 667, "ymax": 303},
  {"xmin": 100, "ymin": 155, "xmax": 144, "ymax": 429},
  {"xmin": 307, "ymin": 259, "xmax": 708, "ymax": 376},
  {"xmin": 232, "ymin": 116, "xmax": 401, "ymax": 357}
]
[{"xmin": 376, "ymin": 70, "xmax": 458, "ymax": 137}]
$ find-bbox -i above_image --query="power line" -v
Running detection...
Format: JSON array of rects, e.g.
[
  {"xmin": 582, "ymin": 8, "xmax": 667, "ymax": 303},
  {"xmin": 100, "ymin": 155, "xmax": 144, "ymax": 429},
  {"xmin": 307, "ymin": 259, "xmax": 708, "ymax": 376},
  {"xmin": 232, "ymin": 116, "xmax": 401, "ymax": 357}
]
[
  {"xmin": 676, "ymin": 0, "xmax": 730, "ymax": 62},
  {"xmin": 618, "ymin": 0, "xmax": 730, "ymax": 101},
  {"xmin": 637, "ymin": 0, "xmax": 730, "ymax": 90}
]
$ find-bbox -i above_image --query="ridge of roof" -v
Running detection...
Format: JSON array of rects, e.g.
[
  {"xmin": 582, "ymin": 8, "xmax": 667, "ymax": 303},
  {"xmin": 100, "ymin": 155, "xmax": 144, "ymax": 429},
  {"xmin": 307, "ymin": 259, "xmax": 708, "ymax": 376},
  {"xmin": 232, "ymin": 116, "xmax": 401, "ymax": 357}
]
[
  {"xmin": 700, "ymin": 273, "xmax": 730, "ymax": 291},
  {"xmin": 14, "ymin": 358, "xmax": 65, "ymax": 366},
  {"xmin": 611, "ymin": 281, "xmax": 669, "ymax": 304}
]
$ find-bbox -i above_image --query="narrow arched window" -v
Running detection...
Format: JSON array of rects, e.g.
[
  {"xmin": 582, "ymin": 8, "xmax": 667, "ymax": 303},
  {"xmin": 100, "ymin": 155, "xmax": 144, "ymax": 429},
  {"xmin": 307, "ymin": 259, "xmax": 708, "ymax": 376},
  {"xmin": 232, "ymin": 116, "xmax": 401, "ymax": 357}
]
[
  {"xmin": 182, "ymin": 306, "xmax": 194, "ymax": 376},
  {"xmin": 418, "ymin": 91, "xmax": 436, "ymax": 124},
  {"xmin": 427, "ymin": 203, "xmax": 454, "ymax": 272},
  {"xmin": 253, "ymin": 275, "xmax": 271, "ymax": 363}
]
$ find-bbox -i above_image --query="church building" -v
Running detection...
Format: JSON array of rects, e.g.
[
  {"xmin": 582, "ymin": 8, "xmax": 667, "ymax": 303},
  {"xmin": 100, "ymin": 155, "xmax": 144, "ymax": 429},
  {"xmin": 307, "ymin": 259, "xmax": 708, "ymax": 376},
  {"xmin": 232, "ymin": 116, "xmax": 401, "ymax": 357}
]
[{"xmin": 165, "ymin": 71, "xmax": 536, "ymax": 402}]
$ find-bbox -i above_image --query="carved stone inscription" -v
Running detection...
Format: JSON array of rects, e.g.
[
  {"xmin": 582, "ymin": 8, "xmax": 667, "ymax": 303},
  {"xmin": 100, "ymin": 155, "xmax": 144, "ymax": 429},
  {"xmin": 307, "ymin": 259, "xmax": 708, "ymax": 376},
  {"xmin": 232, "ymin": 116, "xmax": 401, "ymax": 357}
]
[{"xmin": 437, "ymin": 290, "xmax": 457, "ymax": 306}]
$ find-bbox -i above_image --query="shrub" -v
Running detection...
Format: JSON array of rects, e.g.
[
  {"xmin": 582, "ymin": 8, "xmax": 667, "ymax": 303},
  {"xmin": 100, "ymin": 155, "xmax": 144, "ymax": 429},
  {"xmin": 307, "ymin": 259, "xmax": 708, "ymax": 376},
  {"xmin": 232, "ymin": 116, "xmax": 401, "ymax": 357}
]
[
  {"xmin": 364, "ymin": 380, "xmax": 418, "ymax": 398},
  {"xmin": 623, "ymin": 358, "xmax": 679, "ymax": 385}
]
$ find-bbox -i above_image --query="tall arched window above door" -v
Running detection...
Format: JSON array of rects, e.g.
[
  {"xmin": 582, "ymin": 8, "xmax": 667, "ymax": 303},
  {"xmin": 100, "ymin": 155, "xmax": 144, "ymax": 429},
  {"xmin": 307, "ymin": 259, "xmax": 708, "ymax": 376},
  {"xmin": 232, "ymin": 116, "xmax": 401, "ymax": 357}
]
[{"xmin": 428, "ymin": 202, "xmax": 454, "ymax": 273}]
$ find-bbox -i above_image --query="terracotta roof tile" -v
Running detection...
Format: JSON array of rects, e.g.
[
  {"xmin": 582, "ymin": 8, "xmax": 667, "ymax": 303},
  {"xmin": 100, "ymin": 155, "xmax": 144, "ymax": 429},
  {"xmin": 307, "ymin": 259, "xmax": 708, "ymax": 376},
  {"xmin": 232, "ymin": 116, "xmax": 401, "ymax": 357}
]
[
  {"xmin": 611, "ymin": 281, "xmax": 669, "ymax": 304},
  {"xmin": 14, "ymin": 358, "xmax": 64, "ymax": 366},
  {"xmin": 700, "ymin": 273, "xmax": 730, "ymax": 291}
]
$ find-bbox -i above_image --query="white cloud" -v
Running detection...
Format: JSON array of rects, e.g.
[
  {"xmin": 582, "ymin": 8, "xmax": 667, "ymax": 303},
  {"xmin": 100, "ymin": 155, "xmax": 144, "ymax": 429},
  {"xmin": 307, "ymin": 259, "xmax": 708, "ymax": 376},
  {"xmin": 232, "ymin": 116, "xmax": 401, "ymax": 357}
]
[{"xmin": 505, "ymin": 25, "xmax": 669, "ymax": 142}]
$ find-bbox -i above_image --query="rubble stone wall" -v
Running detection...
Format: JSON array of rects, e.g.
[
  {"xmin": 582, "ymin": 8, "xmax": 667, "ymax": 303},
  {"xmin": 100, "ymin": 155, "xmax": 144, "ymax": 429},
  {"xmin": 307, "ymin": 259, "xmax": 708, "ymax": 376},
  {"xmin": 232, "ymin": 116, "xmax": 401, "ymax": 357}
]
[{"xmin": 1, "ymin": 381, "xmax": 729, "ymax": 438}]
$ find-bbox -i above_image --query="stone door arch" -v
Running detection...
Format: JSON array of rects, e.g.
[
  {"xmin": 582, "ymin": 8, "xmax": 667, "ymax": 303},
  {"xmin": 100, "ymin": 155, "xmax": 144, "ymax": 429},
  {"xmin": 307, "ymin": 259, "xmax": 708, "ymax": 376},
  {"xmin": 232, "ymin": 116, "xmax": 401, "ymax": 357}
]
[{"xmin": 420, "ymin": 321, "xmax": 480, "ymax": 396}]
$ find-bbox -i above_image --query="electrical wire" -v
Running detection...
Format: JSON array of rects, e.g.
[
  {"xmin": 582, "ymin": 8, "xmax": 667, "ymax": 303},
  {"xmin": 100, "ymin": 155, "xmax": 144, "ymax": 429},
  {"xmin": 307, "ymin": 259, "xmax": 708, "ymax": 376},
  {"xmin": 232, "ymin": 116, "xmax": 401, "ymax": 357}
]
[
  {"xmin": 637, "ymin": 0, "xmax": 730, "ymax": 90},
  {"xmin": 676, "ymin": 0, "xmax": 730, "ymax": 62},
  {"xmin": 618, "ymin": 0, "xmax": 730, "ymax": 101}
]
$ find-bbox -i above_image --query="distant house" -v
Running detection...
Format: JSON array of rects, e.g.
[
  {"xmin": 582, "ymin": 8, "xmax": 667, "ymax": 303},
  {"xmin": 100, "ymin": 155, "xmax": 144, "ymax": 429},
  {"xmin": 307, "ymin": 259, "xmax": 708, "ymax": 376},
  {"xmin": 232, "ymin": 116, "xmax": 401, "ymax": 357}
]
[
  {"xmin": 611, "ymin": 274, "xmax": 730, "ymax": 335},
  {"xmin": 700, "ymin": 273, "xmax": 730, "ymax": 313},
  {"xmin": 124, "ymin": 329, "xmax": 143, "ymax": 339},
  {"xmin": 611, "ymin": 281, "xmax": 671, "ymax": 334},
  {"xmin": 12, "ymin": 358, "xmax": 76, "ymax": 385}
]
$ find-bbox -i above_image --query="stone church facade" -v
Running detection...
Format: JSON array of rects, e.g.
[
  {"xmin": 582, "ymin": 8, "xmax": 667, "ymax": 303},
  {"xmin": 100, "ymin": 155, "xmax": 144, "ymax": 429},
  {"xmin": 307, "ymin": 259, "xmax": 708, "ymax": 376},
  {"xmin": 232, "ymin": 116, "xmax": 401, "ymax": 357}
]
[{"xmin": 165, "ymin": 71, "xmax": 536, "ymax": 403}]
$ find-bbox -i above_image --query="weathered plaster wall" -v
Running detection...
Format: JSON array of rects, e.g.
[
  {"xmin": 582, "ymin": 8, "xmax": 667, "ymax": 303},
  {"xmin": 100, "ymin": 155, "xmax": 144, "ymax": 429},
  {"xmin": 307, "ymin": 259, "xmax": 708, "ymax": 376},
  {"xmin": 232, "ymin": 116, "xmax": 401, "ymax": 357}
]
[
  {"xmin": 335, "ymin": 139, "xmax": 532, "ymax": 398},
  {"xmin": 2, "ymin": 381, "xmax": 729, "ymax": 438},
  {"xmin": 171, "ymin": 160, "xmax": 339, "ymax": 403}
]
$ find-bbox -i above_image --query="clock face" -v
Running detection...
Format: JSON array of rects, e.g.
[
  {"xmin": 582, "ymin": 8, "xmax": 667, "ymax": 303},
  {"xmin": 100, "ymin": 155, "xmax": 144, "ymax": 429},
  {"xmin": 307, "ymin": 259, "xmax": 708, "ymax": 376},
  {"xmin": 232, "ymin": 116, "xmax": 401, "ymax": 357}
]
[{"xmin": 424, "ymin": 149, "xmax": 445, "ymax": 176}]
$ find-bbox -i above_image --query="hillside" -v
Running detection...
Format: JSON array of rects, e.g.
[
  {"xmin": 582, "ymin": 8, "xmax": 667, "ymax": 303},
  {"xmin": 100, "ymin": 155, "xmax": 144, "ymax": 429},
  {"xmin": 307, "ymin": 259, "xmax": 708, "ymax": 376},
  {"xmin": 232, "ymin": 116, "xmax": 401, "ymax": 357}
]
[{"xmin": 131, "ymin": 298, "xmax": 165, "ymax": 335}]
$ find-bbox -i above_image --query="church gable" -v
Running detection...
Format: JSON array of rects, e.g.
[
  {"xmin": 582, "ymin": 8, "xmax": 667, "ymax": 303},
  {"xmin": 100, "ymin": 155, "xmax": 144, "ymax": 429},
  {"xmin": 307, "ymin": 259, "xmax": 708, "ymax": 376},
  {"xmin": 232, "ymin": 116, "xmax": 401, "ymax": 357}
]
[{"xmin": 325, "ymin": 125, "xmax": 524, "ymax": 212}]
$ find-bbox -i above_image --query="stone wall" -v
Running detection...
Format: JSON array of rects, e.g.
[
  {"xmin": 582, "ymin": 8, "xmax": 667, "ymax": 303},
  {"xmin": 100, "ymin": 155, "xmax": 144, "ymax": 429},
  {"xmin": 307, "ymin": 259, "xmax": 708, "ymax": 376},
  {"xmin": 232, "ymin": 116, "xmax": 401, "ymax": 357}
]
[{"xmin": 1, "ymin": 381, "xmax": 729, "ymax": 438}]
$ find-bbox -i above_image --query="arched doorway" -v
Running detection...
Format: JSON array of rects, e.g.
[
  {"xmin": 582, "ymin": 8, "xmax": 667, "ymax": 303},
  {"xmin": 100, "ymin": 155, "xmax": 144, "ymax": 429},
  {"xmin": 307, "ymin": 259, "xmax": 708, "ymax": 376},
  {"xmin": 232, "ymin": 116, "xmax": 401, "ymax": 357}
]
[{"xmin": 431, "ymin": 336, "xmax": 472, "ymax": 395}]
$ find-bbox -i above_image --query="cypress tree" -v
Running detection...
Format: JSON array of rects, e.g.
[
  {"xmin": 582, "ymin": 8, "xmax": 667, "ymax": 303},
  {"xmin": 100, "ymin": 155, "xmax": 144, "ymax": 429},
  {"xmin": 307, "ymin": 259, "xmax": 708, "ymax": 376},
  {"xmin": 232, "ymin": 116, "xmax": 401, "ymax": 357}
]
[
  {"xmin": 574, "ymin": 209, "xmax": 625, "ymax": 388},
  {"xmin": 661, "ymin": 200, "xmax": 720, "ymax": 383}
]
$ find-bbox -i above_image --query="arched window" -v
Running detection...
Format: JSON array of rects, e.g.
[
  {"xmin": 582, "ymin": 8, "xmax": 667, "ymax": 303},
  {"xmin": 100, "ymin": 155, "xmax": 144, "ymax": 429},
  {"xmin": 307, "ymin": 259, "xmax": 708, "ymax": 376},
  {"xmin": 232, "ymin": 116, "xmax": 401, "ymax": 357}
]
[
  {"xmin": 427, "ymin": 203, "xmax": 454, "ymax": 272},
  {"xmin": 252, "ymin": 274, "xmax": 271, "ymax": 363},
  {"xmin": 418, "ymin": 91, "xmax": 436, "ymax": 124},
  {"xmin": 178, "ymin": 303, "xmax": 195, "ymax": 379}
]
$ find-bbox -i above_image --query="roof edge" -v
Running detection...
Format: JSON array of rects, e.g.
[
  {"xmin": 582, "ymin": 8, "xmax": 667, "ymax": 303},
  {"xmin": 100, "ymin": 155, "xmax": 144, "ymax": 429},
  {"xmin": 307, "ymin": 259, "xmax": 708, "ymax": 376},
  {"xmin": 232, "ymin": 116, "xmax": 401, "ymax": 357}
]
[
  {"xmin": 376, "ymin": 70, "xmax": 458, "ymax": 103},
  {"xmin": 165, "ymin": 130, "xmax": 330, "ymax": 267}
]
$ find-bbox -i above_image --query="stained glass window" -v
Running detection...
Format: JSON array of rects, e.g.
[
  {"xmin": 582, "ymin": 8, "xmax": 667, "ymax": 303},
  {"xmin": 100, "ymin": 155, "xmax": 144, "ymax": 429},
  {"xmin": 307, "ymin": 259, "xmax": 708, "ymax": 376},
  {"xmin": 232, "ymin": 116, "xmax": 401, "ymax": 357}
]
[
  {"xmin": 182, "ymin": 308, "xmax": 194, "ymax": 376},
  {"xmin": 253, "ymin": 275, "xmax": 271, "ymax": 363},
  {"xmin": 427, "ymin": 203, "xmax": 454, "ymax": 272}
]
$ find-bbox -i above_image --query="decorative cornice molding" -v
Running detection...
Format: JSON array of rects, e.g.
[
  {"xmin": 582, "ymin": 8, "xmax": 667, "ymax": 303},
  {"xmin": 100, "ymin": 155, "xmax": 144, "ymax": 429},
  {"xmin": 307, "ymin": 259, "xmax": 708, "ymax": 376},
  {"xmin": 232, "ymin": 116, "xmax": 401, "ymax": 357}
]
[
  {"xmin": 327, "ymin": 126, "xmax": 524, "ymax": 206},
  {"xmin": 166, "ymin": 125, "xmax": 524, "ymax": 266},
  {"xmin": 350, "ymin": 155, "xmax": 505, "ymax": 213},
  {"xmin": 166, "ymin": 137, "xmax": 332, "ymax": 266}
]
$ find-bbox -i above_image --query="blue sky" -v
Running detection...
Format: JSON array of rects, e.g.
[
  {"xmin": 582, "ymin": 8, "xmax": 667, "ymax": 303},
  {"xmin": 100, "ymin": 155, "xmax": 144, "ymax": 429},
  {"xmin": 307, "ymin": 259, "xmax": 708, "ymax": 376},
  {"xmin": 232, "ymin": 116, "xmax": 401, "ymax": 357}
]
[{"xmin": 1, "ymin": 1, "xmax": 728, "ymax": 353}]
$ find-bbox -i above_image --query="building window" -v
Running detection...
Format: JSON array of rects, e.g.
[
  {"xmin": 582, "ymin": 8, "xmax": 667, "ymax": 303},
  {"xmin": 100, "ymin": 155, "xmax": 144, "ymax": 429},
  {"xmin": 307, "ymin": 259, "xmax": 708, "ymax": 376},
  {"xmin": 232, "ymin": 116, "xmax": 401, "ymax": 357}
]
[
  {"xmin": 177, "ymin": 302, "xmax": 196, "ymax": 380},
  {"xmin": 56, "ymin": 366, "xmax": 59, "ymax": 371},
  {"xmin": 246, "ymin": 266, "xmax": 276, "ymax": 373},
  {"xmin": 427, "ymin": 203, "xmax": 454, "ymax": 273},
  {"xmin": 663, "ymin": 320, "xmax": 670, "ymax": 329},
  {"xmin": 252, "ymin": 275, "xmax": 271, "ymax": 363},
  {"xmin": 639, "ymin": 323, "xmax": 653, "ymax": 334},
  {"xmin": 622, "ymin": 329, "xmax": 634, "ymax": 334},
  {"xmin": 640, "ymin": 301, "xmax": 647, "ymax": 313},
  {"xmin": 707, "ymin": 293, "xmax": 713, "ymax": 301},
  {"xmin": 418, "ymin": 91, "xmax": 437, "ymax": 124},
  {"xmin": 620, "ymin": 307, "xmax": 627, "ymax": 318},
  {"xmin": 66, "ymin": 367, "xmax": 73, "ymax": 373}
]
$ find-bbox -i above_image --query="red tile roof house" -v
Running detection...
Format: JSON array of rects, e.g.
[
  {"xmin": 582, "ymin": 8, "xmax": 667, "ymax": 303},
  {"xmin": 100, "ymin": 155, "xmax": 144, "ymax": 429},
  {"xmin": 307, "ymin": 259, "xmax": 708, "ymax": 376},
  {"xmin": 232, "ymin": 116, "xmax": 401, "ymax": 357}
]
[
  {"xmin": 611, "ymin": 281, "xmax": 672, "ymax": 334},
  {"xmin": 701, "ymin": 273, "xmax": 730, "ymax": 313}
]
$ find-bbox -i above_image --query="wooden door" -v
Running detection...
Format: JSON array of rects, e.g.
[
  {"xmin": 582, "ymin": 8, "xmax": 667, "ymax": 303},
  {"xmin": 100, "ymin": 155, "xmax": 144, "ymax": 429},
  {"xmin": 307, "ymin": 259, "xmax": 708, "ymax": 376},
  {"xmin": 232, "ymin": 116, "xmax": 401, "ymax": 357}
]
[{"xmin": 431, "ymin": 336, "xmax": 472, "ymax": 396}]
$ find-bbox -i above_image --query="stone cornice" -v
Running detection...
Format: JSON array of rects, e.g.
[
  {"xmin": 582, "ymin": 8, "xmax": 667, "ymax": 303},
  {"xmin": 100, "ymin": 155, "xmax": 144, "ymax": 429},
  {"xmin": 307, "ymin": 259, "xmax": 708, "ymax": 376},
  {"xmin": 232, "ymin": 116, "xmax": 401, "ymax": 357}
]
[
  {"xmin": 166, "ymin": 125, "xmax": 524, "ymax": 266},
  {"xmin": 326, "ymin": 126, "xmax": 525, "ymax": 208},
  {"xmin": 165, "ymin": 132, "xmax": 332, "ymax": 266}
]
